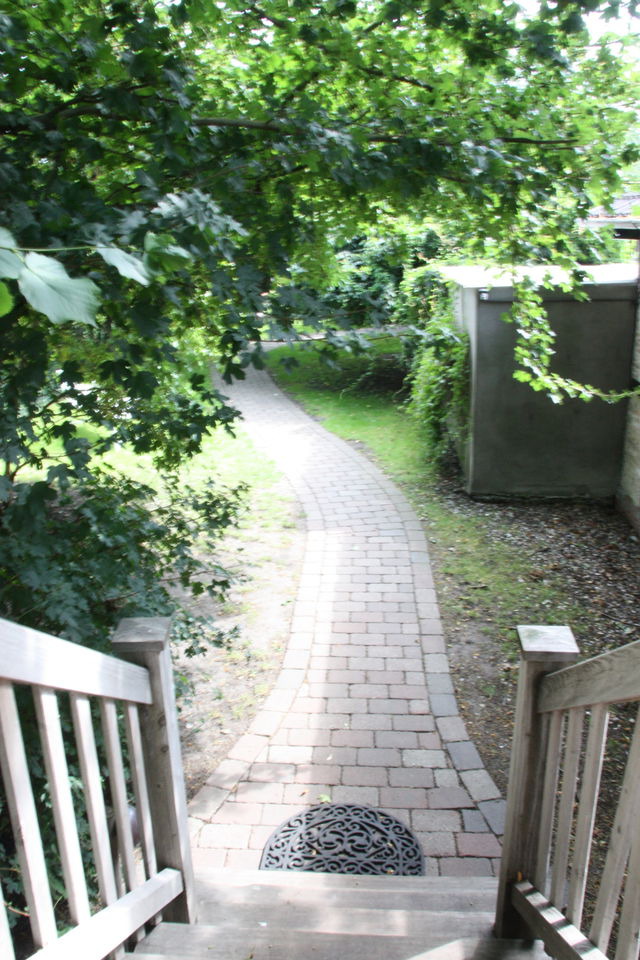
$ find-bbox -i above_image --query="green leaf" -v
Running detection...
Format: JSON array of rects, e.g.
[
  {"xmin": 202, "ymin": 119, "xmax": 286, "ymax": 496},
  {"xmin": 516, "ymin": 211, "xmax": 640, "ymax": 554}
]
[
  {"xmin": 561, "ymin": 11, "xmax": 586, "ymax": 34},
  {"xmin": 0, "ymin": 281, "xmax": 14, "ymax": 316},
  {"xmin": 144, "ymin": 232, "xmax": 193, "ymax": 270},
  {"xmin": 96, "ymin": 246, "xmax": 151, "ymax": 285},
  {"xmin": 0, "ymin": 247, "xmax": 22, "ymax": 279},
  {"xmin": 18, "ymin": 253, "xmax": 100, "ymax": 325},
  {"xmin": 0, "ymin": 227, "xmax": 17, "ymax": 249},
  {"xmin": 0, "ymin": 227, "xmax": 22, "ymax": 278}
]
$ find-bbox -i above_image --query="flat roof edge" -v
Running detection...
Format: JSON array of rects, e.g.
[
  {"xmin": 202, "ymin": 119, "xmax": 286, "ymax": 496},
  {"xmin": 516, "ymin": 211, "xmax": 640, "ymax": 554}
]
[{"xmin": 439, "ymin": 263, "xmax": 638, "ymax": 291}]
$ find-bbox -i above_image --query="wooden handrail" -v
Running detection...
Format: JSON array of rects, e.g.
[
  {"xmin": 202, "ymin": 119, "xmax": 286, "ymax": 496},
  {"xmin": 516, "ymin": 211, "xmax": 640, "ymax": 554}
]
[
  {"xmin": 0, "ymin": 617, "xmax": 152, "ymax": 704},
  {"xmin": 496, "ymin": 627, "xmax": 640, "ymax": 960},
  {"xmin": 0, "ymin": 615, "xmax": 195, "ymax": 959},
  {"xmin": 512, "ymin": 882, "xmax": 608, "ymax": 960},
  {"xmin": 538, "ymin": 639, "xmax": 640, "ymax": 713},
  {"xmin": 495, "ymin": 625, "xmax": 580, "ymax": 938},
  {"xmin": 29, "ymin": 870, "xmax": 183, "ymax": 960}
]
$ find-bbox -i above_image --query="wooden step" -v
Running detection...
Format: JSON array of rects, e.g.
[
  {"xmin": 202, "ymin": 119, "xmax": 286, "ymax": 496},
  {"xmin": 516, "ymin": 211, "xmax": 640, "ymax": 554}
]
[
  {"xmin": 193, "ymin": 867, "xmax": 499, "ymax": 894},
  {"xmin": 142, "ymin": 903, "xmax": 495, "ymax": 941},
  {"xmin": 193, "ymin": 867, "xmax": 500, "ymax": 901},
  {"xmin": 194, "ymin": 868, "xmax": 499, "ymax": 918},
  {"xmin": 127, "ymin": 870, "xmax": 544, "ymax": 960},
  {"xmin": 129, "ymin": 934, "xmax": 543, "ymax": 960}
]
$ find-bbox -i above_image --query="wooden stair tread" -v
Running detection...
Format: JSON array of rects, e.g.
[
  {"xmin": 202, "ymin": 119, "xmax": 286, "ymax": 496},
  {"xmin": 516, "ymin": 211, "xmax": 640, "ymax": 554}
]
[
  {"xmin": 126, "ymin": 870, "xmax": 543, "ymax": 960},
  {"xmin": 129, "ymin": 934, "xmax": 544, "ymax": 960},
  {"xmin": 195, "ymin": 869, "xmax": 498, "ymax": 917},
  {"xmin": 142, "ymin": 907, "xmax": 495, "ymax": 940},
  {"xmin": 193, "ymin": 865, "xmax": 499, "ymax": 892}
]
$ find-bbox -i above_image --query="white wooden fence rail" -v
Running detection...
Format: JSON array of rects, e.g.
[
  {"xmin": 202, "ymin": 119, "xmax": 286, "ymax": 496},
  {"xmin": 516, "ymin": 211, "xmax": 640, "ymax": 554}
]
[
  {"xmin": 0, "ymin": 619, "xmax": 152, "ymax": 703},
  {"xmin": 0, "ymin": 616, "xmax": 195, "ymax": 960},
  {"xmin": 496, "ymin": 625, "xmax": 640, "ymax": 960}
]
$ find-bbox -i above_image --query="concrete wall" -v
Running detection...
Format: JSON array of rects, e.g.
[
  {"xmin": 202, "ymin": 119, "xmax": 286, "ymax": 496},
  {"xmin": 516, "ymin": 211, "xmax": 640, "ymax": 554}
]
[
  {"xmin": 619, "ymin": 313, "xmax": 640, "ymax": 531},
  {"xmin": 443, "ymin": 266, "xmax": 637, "ymax": 500}
]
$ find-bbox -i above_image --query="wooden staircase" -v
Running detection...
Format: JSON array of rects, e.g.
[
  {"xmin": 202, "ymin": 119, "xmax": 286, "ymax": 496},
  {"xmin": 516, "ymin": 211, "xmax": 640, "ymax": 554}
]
[
  {"xmin": 4, "ymin": 617, "xmax": 640, "ymax": 960},
  {"xmin": 127, "ymin": 868, "xmax": 541, "ymax": 960}
]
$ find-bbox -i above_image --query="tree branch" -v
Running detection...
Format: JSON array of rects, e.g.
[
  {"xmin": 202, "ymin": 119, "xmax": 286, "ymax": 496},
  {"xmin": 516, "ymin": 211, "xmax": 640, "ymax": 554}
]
[
  {"xmin": 195, "ymin": 116, "xmax": 288, "ymax": 133},
  {"xmin": 498, "ymin": 136, "xmax": 579, "ymax": 146},
  {"xmin": 354, "ymin": 61, "xmax": 435, "ymax": 92},
  {"xmin": 249, "ymin": 4, "xmax": 291, "ymax": 30},
  {"xmin": 196, "ymin": 115, "xmax": 578, "ymax": 148}
]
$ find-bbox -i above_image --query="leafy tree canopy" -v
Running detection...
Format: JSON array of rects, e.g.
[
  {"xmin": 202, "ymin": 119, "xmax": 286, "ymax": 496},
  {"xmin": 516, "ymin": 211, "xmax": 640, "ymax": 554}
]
[
  {"xmin": 2, "ymin": 1, "xmax": 638, "ymax": 407},
  {"xmin": 0, "ymin": 0, "xmax": 638, "ymax": 639}
]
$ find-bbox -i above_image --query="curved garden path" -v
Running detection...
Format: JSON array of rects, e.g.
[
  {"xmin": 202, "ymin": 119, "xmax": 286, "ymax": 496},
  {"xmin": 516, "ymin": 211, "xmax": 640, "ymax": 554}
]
[{"xmin": 188, "ymin": 363, "xmax": 505, "ymax": 876}]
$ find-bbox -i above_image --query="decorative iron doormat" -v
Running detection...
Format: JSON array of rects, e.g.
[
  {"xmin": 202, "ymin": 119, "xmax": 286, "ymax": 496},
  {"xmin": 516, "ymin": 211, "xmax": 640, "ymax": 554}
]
[{"xmin": 259, "ymin": 802, "xmax": 424, "ymax": 875}]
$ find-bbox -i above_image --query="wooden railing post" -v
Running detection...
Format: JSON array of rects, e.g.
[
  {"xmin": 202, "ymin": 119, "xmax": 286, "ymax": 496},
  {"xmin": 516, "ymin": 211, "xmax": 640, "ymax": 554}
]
[
  {"xmin": 112, "ymin": 617, "xmax": 197, "ymax": 924},
  {"xmin": 495, "ymin": 625, "xmax": 579, "ymax": 939}
]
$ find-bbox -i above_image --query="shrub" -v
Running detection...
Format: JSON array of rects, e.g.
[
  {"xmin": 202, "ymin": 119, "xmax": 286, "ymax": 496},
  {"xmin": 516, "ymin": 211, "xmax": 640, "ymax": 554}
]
[
  {"xmin": 407, "ymin": 293, "xmax": 470, "ymax": 465},
  {"xmin": 393, "ymin": 265, "xmax": 447, "ymax": 328},
  {"xmin": 0, "ymin": 467, "xmax": 246, "ymax": 942},
  {"xmin": 0, "ymin": 469, "xmax": 245, "ymax": 649}
]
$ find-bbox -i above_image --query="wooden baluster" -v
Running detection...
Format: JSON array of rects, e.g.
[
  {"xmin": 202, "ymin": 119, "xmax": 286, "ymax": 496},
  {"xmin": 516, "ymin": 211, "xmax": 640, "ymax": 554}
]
[
  {"xmin": 566, "ymin": 703, "xmax": 609, "ymax": 929},
  {"xmin": 33, "ymin": 688, "xmax": 92, "ymax": 925},
  {"xmin": 550, "ymin": 706, "xmax": 585, "ymax": 909},
  {"xmin": 495, "ymin": 625, "xmax": 580, "ymax": 939},
  {"xmin": 99, "ymin": 699, "xmax": 138, "ymax": 894},
  {"xmin": 0, "ymin": 681, "xmax": 57, "ymax": 948},
  {"xmin": 112, "ymin": 617, "xmax": 197, "ymax": 924},
  {"xmin": 124, "ymin": 702, "xmax": 160, "ymax": 938},
  {"xmin": 69, "ymin": 693, "xmax": 119, "ymax": 909},
  {"xmin": 615, "ymin": 809, "xmax": 640, "ymax": 960},
  {"xmin": 124, "ymin": 703, "xmax": 157, "ymax": 880},
  {"xmin": 70, "ymin": 692, "xmax": 126, "ymax": 960},
  {"xmin": 591, "ymin": 709, "xmax": 640, "ymax": 954},
  {"xmin": 534, "ymin": 709, "xmax": 564, "ymax": 896}
]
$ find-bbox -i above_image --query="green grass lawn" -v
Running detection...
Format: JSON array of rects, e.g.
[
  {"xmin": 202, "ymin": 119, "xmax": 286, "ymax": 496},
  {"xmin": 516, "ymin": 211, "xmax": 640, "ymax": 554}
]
[
  {"xmin": 265, "ymin": 336, "xmax": 428, "ymax": 481},
  {"xmin": 15, "ymin": 410, "xmax": 289, "ymax": 532}
]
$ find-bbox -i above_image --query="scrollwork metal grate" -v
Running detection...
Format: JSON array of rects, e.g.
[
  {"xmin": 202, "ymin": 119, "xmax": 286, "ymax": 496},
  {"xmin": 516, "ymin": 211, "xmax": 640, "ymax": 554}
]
[{"xmin": 259, "ymin": 803, "xmax": 424, "ymax": 875}]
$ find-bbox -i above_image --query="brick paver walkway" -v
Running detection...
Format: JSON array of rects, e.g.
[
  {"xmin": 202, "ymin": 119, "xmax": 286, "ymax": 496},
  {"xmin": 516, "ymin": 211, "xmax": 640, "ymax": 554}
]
[{"xmin": 188, "ymin": 364, "xmax": 505, "ymax": 876}]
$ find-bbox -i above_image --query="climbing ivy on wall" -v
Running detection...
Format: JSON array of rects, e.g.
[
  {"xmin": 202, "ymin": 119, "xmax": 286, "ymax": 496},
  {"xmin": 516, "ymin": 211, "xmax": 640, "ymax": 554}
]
[{"xmin": 408, "ymin": 288, "xmax": 471, "ymax": 465}]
